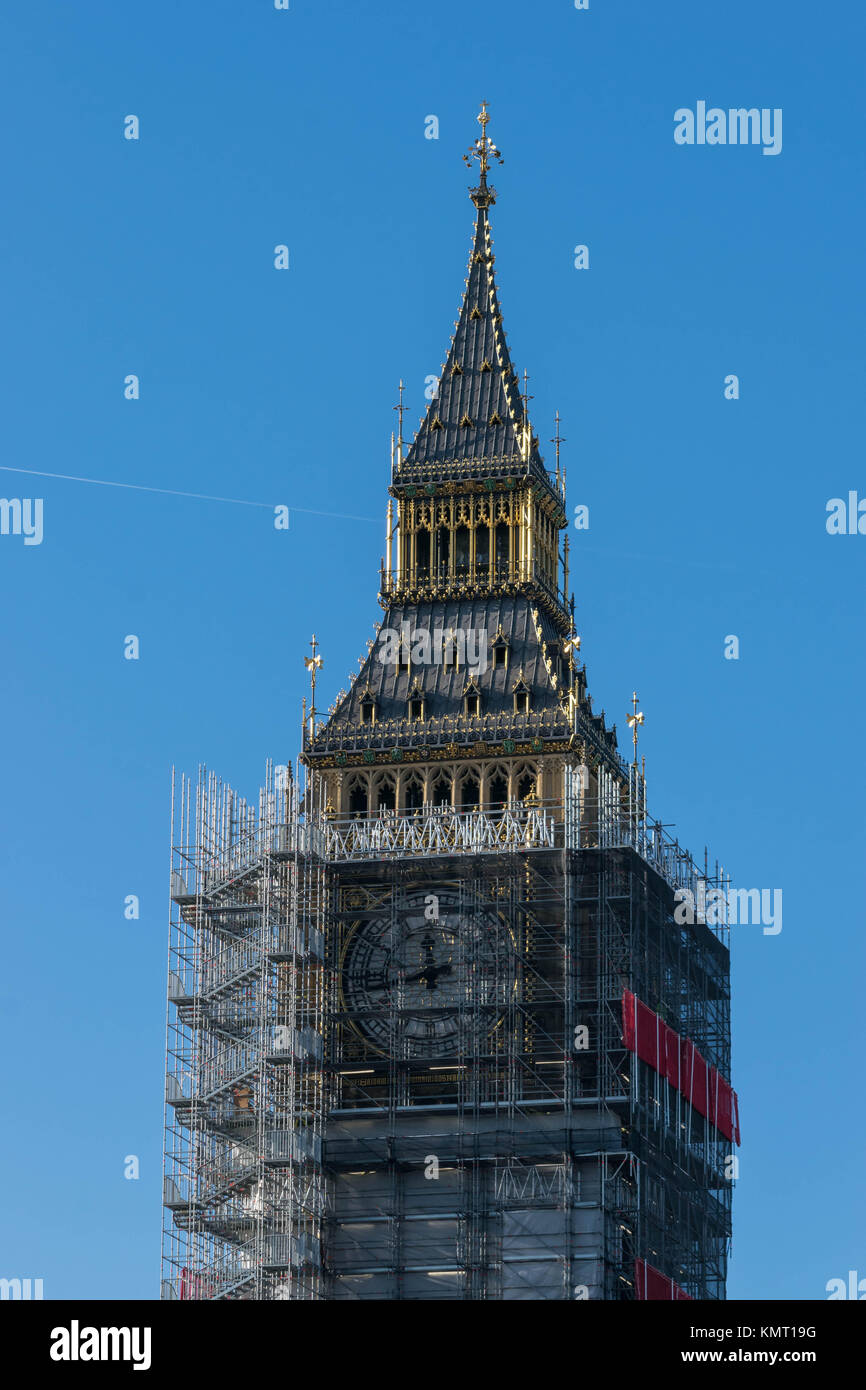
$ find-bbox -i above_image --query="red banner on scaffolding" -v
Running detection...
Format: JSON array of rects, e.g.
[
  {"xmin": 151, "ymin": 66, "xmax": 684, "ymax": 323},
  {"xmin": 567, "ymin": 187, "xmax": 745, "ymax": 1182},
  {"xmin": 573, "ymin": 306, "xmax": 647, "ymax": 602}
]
[
  {"xmin": 634, "ymin": 1258, "xmax": 692, "ymax": 1301},
  {"xmin": 622, "ymin": 990, "xmax": 740, "ymax": 1145}
]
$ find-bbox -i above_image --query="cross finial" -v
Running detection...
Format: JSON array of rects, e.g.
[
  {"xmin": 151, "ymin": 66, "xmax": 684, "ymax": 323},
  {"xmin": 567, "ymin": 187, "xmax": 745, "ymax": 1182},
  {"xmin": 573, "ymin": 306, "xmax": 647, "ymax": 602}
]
[
  {"xmin": 304, "ymin": 633, "xmax": 322, "ymax": 671},
  {"xmin": 626, "ymin": 690, "xmax": 645, "ymax": 764},
  {"xmin": 304, "ymin": 634, "xmax": 324, "ymax": 736}
]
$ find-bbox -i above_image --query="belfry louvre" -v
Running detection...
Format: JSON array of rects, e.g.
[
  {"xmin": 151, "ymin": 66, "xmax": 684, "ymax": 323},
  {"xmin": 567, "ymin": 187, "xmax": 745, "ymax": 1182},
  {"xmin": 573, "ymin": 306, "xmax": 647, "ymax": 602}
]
[{"xmin": 162, "ymin": 109, "xmax": 737, "ymax": 1302}]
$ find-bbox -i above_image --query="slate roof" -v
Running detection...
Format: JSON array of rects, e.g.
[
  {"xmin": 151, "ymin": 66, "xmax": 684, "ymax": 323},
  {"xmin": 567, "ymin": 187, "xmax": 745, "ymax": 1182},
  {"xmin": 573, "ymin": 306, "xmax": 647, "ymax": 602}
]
[
  {"xmin": 307, "ymin": 597, "xmax": 621, "ymax": 766},
  {"xmin": 395, "ymin": 185, "xmax": 551, "ymax": 491},
  {"xmin": 323, "ymin": 598, "xmax": 564, "ymax": 733}
]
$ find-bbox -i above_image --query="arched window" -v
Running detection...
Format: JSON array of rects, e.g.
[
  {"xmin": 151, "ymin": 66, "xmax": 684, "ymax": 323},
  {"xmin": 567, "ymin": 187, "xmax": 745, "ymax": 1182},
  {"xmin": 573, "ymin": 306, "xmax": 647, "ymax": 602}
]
[
  {"xmin": 488, "ymin": 770, "xmax": 508, "ymax": 812},
  {"xmin": 475, "ymin": 523, "xmax": 490, "ymax": 572},
  {"xmin": 361, "ymin": 695, "xmax": 376, "ymax": 725},
  {"xmin": 415, "ymin": 528, "xmax": 430, "ymax": 577},
  {"xmin": 517, "ymin": 767, "xmax": 537, "ymax": 802},
  {"xmin": 376, "ymin": 776, "xmax": 396, "ymax": 812},
  {"xmin": 436, "ymin": 527, "xmax": 450, "ymax": 577},
  {"xmin": 431, "ymin": 774, "xmax": 452, "ymax": 809},
  {"xmin": 403, "ymin": 774, "xmax": 424, "ymax": 813},
  {"xmin": 455, "ymin": 524, "xmax": 470, "ymax": 574},
  {"xmin": 348, "ymin": 778, "xmax": 369, "ymax": 818},
  {"xmin": 495, "ymin": 521, "xmax": 510, "ymax": 573},
  {"xmin": 460, "ymin": 773, "xmax": 480, "ymax": 812}
]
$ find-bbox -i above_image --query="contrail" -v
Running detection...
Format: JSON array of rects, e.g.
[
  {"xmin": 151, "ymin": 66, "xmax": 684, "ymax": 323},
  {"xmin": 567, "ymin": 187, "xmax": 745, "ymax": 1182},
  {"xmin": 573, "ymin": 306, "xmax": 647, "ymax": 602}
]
[{"xmin": 0, "ymin": 465, "xmax": 378, "ymax": 523}]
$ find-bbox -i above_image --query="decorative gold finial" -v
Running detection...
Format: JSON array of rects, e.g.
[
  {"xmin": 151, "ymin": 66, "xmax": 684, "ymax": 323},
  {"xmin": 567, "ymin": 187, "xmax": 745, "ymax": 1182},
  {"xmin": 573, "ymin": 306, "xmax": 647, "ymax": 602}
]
[
  {"xmin": 477, "ymin": 100, "xmax": 491, "ymax": 169},
  {"xmin": 563, "ymin": 630, "xmax": 580, "ymax": 701},
  {"xmin": 304, "ymin": 635, "xmax": 324, "ymax": 736},
  {"xmin": 627, "ymin": 691, "xmax": 645, "ymax": 764},
  {"xmin": 463, "ymin": 102, "xmax": 503, "ymax": 202}
]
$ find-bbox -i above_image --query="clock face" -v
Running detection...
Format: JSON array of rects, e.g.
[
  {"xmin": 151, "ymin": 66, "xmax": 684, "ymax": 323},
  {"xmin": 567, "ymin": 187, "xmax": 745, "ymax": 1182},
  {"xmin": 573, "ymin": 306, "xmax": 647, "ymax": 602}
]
[{"xmin": 340, "ymin": 887, "xmax": 515, "ymax": 1060}]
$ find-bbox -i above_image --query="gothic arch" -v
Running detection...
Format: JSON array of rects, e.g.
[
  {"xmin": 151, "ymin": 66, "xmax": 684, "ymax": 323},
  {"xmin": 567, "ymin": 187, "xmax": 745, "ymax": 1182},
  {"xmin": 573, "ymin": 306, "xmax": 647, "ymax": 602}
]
[
  {"xmin": 513, "ymin": 762, "xmax": 539, "ymax": 803},
  {"xmin": 402, "ymin": 770, "xmax": 425, "ymax": 813},
  {"xmin": 457, "ymin": 764, "xmax": 481, "ymax": 812},
  {"xmin": 483, "ymin": 763, "xmax": 509, "ymax": 811},
  {"xmin": 372, "ymin": 772, "xmax": 397, "ymax": 812},
  {"xmin": 430, "ymin": 768, "xmax": 453, "ymax": 809},
  {"xmin": 346, "ymin": 774, "xmax": 369, "ymax": 818}
]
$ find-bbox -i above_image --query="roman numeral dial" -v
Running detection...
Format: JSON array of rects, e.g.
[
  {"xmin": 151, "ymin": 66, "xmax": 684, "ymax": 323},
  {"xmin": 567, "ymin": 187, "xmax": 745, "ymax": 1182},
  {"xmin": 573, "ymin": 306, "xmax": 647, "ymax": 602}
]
[{"xmin": 340, "ymin": 887, "xmax": 515, "ymax": 1060}]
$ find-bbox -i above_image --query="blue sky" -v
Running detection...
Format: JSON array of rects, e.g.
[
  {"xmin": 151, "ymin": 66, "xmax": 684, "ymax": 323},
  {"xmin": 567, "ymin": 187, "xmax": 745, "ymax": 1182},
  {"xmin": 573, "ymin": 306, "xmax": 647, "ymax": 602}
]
[{"xmin": 0, "ymin": 0, "xmax": 863, "ymax": 1300}]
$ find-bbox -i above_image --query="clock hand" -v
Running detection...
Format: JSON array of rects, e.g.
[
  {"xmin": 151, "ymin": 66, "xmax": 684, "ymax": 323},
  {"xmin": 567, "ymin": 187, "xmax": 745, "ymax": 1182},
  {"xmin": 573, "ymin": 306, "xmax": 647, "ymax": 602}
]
[{"xmin": 400, "ymin": 962, "xmax": 454, "ymax": 988}]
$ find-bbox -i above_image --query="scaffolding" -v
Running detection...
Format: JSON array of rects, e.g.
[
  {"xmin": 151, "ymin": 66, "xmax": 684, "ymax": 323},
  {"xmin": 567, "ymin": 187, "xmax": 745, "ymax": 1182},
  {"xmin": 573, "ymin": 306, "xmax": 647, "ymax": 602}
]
[
  {"xmin": 162, "ymin": 759, "xmax": 733, "ymax": 1300},
  {"xmin": 161, "ymin": 762, "xmax": 327, "ymax": 1300}
]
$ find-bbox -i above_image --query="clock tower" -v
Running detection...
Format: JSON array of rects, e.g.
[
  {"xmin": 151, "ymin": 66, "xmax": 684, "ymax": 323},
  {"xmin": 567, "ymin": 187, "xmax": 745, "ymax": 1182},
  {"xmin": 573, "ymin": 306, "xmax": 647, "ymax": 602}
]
[
  {"xmin": 163, "ymin": 107, "xmax": 737, "ymax": 1303},
  {"xmin": 300, "ymin": 108, "xmax": 738, "ymax": 1300}
]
